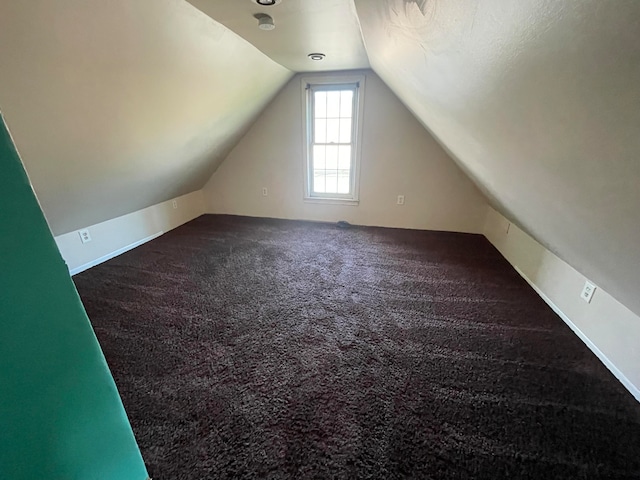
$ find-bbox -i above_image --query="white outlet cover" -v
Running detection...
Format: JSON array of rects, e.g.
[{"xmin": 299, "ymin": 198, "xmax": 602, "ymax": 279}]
[
  {"xmin": 397, "ymin": 195, "xmax": 405, "ymax": 205},
  {"xmin": 581, "ymin": 281, "xmax": 596, "ymax": 303},
  {"xmin": 262, "ymin": 188, "xmax": 268, "ymax": 196},
  {"xmin": 78, "ymin": 229, "xmax": 92, "ymax": 244},
  {"xmin": 172, "ymin": 200, "xmax": 178, "ymax": 209}
]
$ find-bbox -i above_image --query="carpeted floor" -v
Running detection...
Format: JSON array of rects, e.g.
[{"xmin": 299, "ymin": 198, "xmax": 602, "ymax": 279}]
[{"xmin": 74, "ymin": 215, "xmax": 640, "ymax": 479}]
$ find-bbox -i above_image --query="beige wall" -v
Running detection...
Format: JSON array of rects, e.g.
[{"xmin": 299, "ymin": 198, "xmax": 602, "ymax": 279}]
[
  {"xmin": 204, "ymin": 71, "xmax": 488, "ymax": 233},
  {"xmin": 55, "ymin": 190, "xmax": 205, "ymax": 274},
  {"xmin": 484, "ymin": 208, "xmax": 640, "ymax": 402},
  {"xmin": 0, "ymin": 0, "xmax": 291, "ymax": 236}
]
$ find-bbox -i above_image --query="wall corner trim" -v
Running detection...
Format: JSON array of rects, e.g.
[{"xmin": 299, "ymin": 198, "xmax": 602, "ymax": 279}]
[
  {"xmin": 69, "ymin": 231, "xmax": 163, "ymax": 276},
  {"xmin": 483, "ymin": 207, "xmax": 640, "ymax": 404},
  {"xmin": 512, "ymin": 266, "xmax": 640, "ymax": 403},
  {"xmin": 56, "ymin": 190, "xmax": 205, "ymax": 274}
]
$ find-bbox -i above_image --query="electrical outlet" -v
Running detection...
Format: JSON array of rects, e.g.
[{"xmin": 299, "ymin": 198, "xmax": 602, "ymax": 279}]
[
  {"xmin": 262, "ymin": 187, "xmax": 268, "ymax": 196},
  {"xmin": 78, "ymin": 229, "xmax": 92, "ymax": 244},
  {"xmin": 397, "ymin": 195, "xmax": 405, "ymax": 205},
  {"xmin": 581, "ymin": 281, "xmax": 596, "ymax": 303},
  {"xmin": 172, "ymin": 200, "xmax": 178, "ymax": 209}
]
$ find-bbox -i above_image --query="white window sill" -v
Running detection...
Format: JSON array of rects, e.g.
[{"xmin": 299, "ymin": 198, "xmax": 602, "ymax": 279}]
[{"xmin": 303, "ymin": 197, "xmax": 360, "ymax": 206}]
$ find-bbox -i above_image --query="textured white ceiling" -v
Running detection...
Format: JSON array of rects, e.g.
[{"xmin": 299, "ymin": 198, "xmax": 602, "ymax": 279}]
[
  {"xmin": 186, "ymin": 0, "xmax": 370, "ymax": 72},
  {"xmin": 0, "ymin": 0, "xmax": 292, "ymax": 235},
  {"xmin": 355, "ymin": 0, "xmax": 640, "ymax": 315},
  {"xmin": 1, "ymin": 0, "xmax": 639, "ymax": 319}
]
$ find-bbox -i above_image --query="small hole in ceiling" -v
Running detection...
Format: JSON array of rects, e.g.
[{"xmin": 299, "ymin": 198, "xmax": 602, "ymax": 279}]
[
  {"xmin": 308, "ymin": 53, "xmax": 326, "ymax": 61},
  {"xmin": 253, "ymin": 0, "xmax": 281, "ymax": 6}
]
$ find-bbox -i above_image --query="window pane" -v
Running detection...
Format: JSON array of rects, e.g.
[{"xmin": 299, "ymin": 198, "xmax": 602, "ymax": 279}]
[
  {"xmin": 314, "ymin": 119, "xmax": 326, "ymax": 143},
  {"xmin": 337, "ymin": 170, "xmax": 350, "ymax": 194},
  {"xmin": 313, "ymin": 145, "xmax": 326, "ymax": 169},
  {"xmin": 338, "ymin": 146, "xmax": 351, "ymax": 170},
  {"xmin": 327, "ymin": 91, "xmax": 340, "ymax": 117},
  {"xmin": 313, "ymin": 170, "xmax": 326, "ymax": 193},
  {"xmin": 326, "ymin": 145, "xmax": 338, "ymax": 169},
  {"xmin": 314, "ymin": 91, "xmax": 327, "ymax": 118},
  {"xmin": 326, "ymin": 119, "xmax": 340, "ymax": 144},
  {"xmin": 339, "ymin": 119, "xmax": 352, "ymax": 143},
  {"xmin": 325, "ymin": 170, "xmax": 338, "ymax": 193},
  {"xmin": 307, "ymin": 81, "xmax": 360, "ymax": 200},
  {"xmin": 340, "ymin": 90, "xmax": 353, "ymax": 117}
]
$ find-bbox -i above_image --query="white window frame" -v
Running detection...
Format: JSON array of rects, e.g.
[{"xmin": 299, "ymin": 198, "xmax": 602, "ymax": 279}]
[{"xmin": 301, "ymin": 73, "xmax": 365, "ymax": 205}]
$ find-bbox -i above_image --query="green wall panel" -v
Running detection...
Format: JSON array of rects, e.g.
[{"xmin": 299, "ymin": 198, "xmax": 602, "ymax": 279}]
[{"xmin": 0, "ymin": 114, "xmax": 148, "ymax": 480}]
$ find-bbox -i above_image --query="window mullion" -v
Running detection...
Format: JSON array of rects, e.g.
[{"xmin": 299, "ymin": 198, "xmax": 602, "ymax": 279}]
[{"xmin": 304, "ymin": 77, "xmax": 363, "ymax": 202}]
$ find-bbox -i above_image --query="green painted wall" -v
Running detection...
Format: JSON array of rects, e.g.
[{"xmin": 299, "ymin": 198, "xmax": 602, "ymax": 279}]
[{"xmin": 0, "ymin": 114, "xmax": 148, "ymax": 480}]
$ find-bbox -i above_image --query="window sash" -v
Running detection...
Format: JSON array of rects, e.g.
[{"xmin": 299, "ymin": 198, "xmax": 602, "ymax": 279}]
[{"xmin": 307, "ymin": 83, "xmax": 359, "ymax": 199}]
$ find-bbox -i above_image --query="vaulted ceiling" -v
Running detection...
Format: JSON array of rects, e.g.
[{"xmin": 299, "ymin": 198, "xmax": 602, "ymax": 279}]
[
  {"xmin": 353, "ymin": 0, "xmax": 640, "ymax": 315},
  {"xmin": 187, "ymin": 0, "xmax": 369, "ymax": 72},
  {"xmin": 0, "ymin": 0, "xmax": 292, "ymax": 235},
  {"xmin": 1, "ymin": 0, "xmax": 639, "ymax": 315}
]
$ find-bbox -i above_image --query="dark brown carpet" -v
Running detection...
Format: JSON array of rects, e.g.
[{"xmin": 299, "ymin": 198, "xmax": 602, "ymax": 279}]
[{"xmin": 73, "ymin": 214, "xmax": 640, "ymax": 480}]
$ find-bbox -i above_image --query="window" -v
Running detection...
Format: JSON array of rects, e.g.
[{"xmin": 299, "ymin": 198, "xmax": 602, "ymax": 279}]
[{"xmin": 302, "ymin": 75, "xmax": 365, "ymax": 204}]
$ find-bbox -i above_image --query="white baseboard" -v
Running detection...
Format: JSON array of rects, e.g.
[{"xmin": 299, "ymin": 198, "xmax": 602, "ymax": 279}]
[
  {"xmin": 69, "ymin": 231, "xmax": 163, "ymax": 276},
  {"xmin": 514, "ymin": 266, "xmax": 640, "ymax": 403},
  {"xmin": 56, "ymin": 190, "xmax": 205, "ymax": 274}
]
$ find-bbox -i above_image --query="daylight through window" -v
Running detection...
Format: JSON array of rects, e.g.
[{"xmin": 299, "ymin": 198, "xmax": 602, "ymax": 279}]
[{"xmin": 304, "ymin": 77, "xmax": 363, "ymax": 203}]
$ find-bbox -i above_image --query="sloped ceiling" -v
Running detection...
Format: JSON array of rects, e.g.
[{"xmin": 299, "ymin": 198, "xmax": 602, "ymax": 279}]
[
  {"xmin": 1, "ymin": 0, "xmax": 638, "ymax": 317},
  {"xmin": 0, "ymin": 0, "xmax": 292, "ymax": 235},
  {"xmin": 187, "ymin": 0, "xmax": 369, "ymax": 72},
  {"xmin": 354, "ymin": 0, "xmax": 640, "ymax": 315}
]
